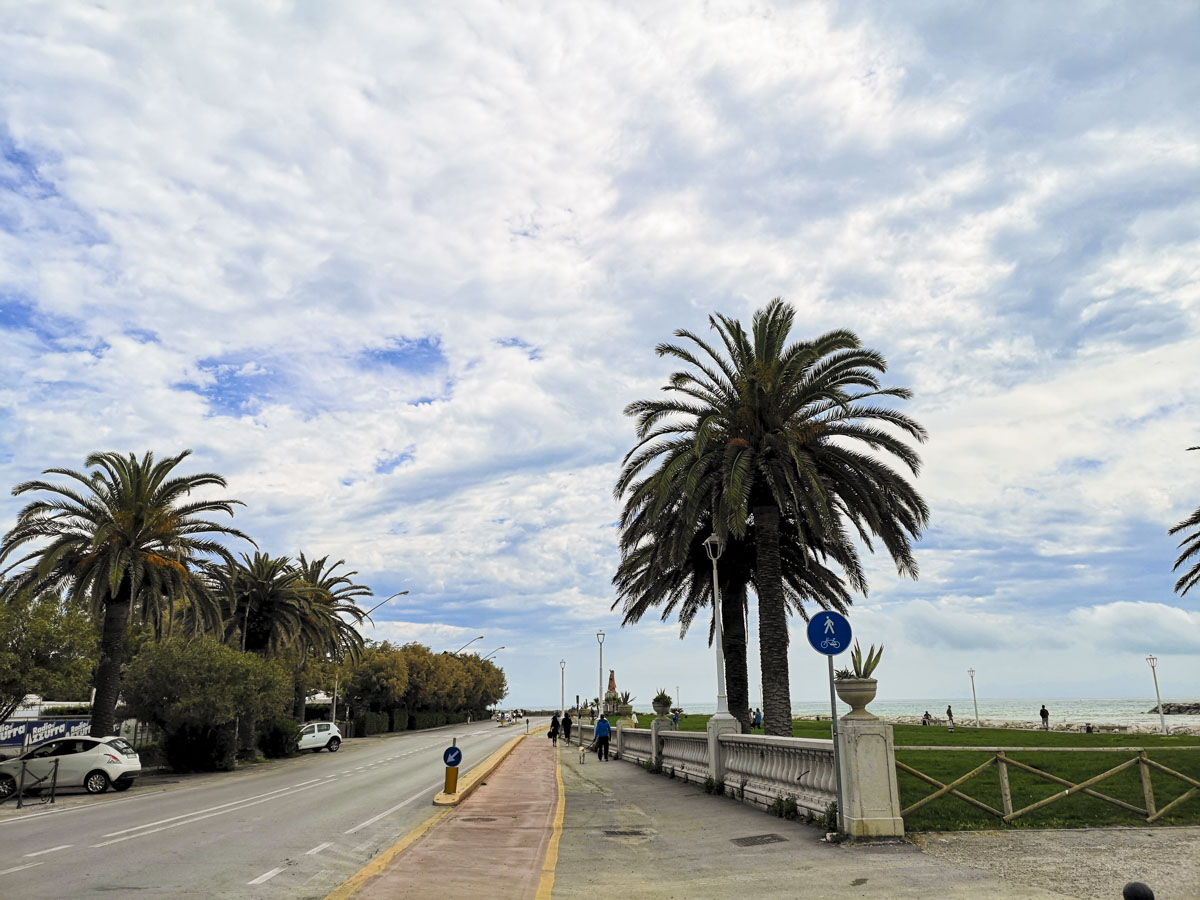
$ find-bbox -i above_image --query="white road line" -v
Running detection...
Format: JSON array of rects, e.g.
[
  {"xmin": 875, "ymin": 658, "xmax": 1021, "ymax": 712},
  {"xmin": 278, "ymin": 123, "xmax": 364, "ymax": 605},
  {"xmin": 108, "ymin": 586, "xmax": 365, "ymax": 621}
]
[
  {"xmin": 344, "ymin": 787, "xmax": 430, "ymax": 834},
  {"xmin": 23, "ymin": 844, "xmax": 72, "ymax": 857},
  {"xmin": 0, "ymin": 790, "xmax": 163, "ymax": 827},
  {"xmin": 0, "ymin": 862, "xmax": 43, "ymax": 876},
  {"xmin": 101, "ymin": 780, "xmax": 324, "ymax": 837},
  {"xmin": 248, "ymin": 867, "xmax": 285, "ymax": 885},
  {"xmin": 305, "ymin": 841, "xmax": 333, "ymax": 855},
  {"xmin": 90, "ymin": 783, "xmax": 321, "ymax": 848}
]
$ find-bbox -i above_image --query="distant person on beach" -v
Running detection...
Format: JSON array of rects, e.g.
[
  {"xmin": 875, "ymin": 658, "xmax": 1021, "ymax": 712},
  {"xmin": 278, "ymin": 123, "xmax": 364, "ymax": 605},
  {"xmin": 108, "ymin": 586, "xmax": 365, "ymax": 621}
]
[
  {"xmin": 1040, "ymin": 704, "xmax": 1050, "ymax": 730},
  {"xmin": 922, "ymin": 711, "xmax": 932, "ymax": 726},
  {"xmin": 562, "ymin": 712, "xmax": 573, "ymax": 745},
  {"xmin": 946, "ymin": 705, "xmax": 954, "ymax": 731}
]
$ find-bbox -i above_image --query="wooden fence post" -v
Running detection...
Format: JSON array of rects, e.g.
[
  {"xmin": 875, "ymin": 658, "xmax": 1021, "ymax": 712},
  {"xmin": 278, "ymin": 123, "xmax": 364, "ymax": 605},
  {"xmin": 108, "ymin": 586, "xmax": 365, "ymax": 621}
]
[
  {"xmin": 996, "ymin": 751, "xmax": 1013, "ymax": 817},
  {"xmin": 1138, "ymin": 752, "xmax": 1156, "ymax": 818}
]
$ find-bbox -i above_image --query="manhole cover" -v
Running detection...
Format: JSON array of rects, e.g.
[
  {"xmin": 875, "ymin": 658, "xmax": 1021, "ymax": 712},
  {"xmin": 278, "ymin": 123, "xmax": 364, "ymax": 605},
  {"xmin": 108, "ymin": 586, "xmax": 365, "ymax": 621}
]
[
  {"xmin": 730, "ymin": 833, "xmax": 788, "ymax": 847},
  {"xmin": 604, "ymin": 829, "xmax": 646, "ymax": 836},
  {"xmin": 460, "ymin": 817, "xmax": 497, "ymax": 822}
]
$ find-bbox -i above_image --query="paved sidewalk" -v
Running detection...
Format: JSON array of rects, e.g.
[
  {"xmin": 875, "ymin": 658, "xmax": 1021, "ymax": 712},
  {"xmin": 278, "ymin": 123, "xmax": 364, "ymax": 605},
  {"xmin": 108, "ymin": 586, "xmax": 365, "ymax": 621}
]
[
  {"xmin": 351, "ymin": 732, "xmax": 559, "ymax": 900},
  {"xmin": 551, "ymin": 743, "xmax": 1071, "ymax": 899}
]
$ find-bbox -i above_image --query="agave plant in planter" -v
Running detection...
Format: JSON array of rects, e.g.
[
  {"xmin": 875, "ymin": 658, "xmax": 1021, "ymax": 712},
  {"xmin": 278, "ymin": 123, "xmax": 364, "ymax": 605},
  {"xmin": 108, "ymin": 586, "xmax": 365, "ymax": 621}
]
[
  {"xmin": 652, "ymin": 689, "xmax": 672, "ymax": 717},
  {"xmin": 834, "ymin": 641, "xmax": 883, "ymax": 719}
]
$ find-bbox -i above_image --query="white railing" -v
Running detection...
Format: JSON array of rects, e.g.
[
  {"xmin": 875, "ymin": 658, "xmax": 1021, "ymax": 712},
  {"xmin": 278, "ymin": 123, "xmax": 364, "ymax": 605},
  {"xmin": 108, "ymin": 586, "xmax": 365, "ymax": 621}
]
[
  {"xmin": 659, "ymin": 731, "xmax": 709, "ymax": 781},
  {"xmin": 620, "ymin": 727, "xmax": 652, "ymax": 764},
  {"xmin": 719, "ymin": 733, "xmax": 837, "ymax": 814}
]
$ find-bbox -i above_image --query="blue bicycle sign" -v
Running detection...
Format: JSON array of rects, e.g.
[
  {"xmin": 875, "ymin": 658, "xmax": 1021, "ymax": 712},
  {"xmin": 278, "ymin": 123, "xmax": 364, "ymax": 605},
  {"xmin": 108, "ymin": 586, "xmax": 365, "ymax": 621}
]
[{"xmin": 807, "ymin": 611, "xmax": 851, "ymax": 656}]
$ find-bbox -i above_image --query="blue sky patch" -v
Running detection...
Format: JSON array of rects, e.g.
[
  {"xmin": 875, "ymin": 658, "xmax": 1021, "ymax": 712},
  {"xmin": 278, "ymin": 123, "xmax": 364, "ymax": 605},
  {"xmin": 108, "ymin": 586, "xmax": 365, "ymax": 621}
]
[{"xmin": 363, "ymin": 336, "xmax": 446, "ymax": 373}]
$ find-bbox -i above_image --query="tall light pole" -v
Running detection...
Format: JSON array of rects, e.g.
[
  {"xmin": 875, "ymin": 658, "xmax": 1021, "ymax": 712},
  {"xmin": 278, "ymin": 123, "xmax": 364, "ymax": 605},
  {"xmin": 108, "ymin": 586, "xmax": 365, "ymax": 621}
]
[
  {"xmin": 968, "ymin": 668, "xmax": 980, "ymax": 728},
  {"xmin": 452, "ymin": 635, "xmax": 485, "ymax": 655},
  {"xmin": 597, "ymin": 631, "xmax": 605, "ymax": 716},
  {"xmin": 1147, "ymin": 655, "xmax": 1167, "ymax": 736},
  {"xmin": 362, "ymin": 590, "xmax": 409, "ymax": 622},
  {"xmin": 560, "ymin": 659, "xmax": 566, "ymax": 717},
  {"xmin": 332, "ymin": 590, "xmax": 407, "ymax": 723},
  {"xmin": 481, "ymin": 646, "xmax": 505, "ymax": 662},
  {"xmin": 703, "ymin": 534, "xmax": 732, "ymax": 721}
]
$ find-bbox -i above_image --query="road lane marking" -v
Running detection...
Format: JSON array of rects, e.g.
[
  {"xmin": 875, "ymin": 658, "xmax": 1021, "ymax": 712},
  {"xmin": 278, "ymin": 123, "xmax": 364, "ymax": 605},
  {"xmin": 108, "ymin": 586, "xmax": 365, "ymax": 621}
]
[
  {"xmin": 101, "ymin": 780, "xmax": 324, "ymax": 837},
  {"xmin": 344, "ymin": 787, "xmax": 432, "ymax": 834},
  {"xmin": 91, "ymin": 782, "xmax": 327, "ymax": 847},
  {"xmin": 0, "ymin": 862, "xmax": 43, "ymax": 876},
  {"xmin": 248, "ymin": 866, "xmax": 285, "ymax": 885},
  {"xmin": 305, "ymin": 842, "xmax": 333, "ymax": 855},
  {"xmin": 23, "ymin": 845, "xmax": 72, "ymax": 857},
  {"xmin": 0, "ymin": 790, "xmax": 164, "ymax": 827}
]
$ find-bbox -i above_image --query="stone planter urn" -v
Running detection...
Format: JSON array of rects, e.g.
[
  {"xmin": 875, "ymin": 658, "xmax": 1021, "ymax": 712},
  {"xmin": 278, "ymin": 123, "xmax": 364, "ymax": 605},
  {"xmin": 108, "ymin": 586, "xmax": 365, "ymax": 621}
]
[
  {"xmin": 652, "ymin": 700, "xmax": 671, "ymax": 718},
  {"xmin": 834, "ymin": 677, "xmax": 878, "ymax": 720}
]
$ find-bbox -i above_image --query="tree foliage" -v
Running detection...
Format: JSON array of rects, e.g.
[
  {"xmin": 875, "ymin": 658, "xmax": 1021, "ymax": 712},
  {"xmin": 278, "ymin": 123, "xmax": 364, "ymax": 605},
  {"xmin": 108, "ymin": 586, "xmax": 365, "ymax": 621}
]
[
  {"xmin": 1169, "ymin": 446, "xmax": 1200, "ymax": 597},
  {"xmin": 0, "ymin": 590, "xmax": 98, "ymax": 723}
]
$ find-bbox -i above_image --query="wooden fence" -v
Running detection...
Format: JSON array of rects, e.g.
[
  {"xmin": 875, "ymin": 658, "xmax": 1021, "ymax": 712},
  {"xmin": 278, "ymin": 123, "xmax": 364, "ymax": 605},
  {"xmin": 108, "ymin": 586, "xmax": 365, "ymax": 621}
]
[{"xmin": 895, "ymin": 745, "xmax": 1200, "ymax": 825}]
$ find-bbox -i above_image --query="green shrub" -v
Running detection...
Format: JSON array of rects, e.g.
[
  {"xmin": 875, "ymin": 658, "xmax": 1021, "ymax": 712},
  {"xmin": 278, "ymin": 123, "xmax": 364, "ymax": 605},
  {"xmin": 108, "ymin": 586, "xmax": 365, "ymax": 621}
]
[
  {"xmin": 40, "ymin": 704, "xmax": 92, "ymax": 716},
  {"xmin": 389, "ymin": 708, "xmax": 410, "ymax": 732},
  {"xmin": 163, "ymin": 723, "xmax": 238, "ymax": 772},
  {"xmin": 135, "ymin": 744, "xmax": 166, "ymax": 768},
  {"xmin": 822, "ymin": 801, "xmax": 839, "ymax": 833},
  {"xmin": 259, "ymin": 716, "xmax": 301, "ymax": 758}
]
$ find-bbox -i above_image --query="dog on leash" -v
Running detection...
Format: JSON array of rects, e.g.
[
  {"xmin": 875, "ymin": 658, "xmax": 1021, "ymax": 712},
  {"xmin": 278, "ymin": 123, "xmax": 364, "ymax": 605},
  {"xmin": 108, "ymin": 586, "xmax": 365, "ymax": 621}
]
[{"xmin": 578, "ymin": 743, "xmax": 587, "ymax": 764}]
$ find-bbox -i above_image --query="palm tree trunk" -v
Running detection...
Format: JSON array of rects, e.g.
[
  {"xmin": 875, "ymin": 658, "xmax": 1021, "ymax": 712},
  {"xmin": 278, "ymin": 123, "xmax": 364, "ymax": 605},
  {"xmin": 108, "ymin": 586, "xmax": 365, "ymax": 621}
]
[
  {"xmin": 721, "ymin": 582, "xmax": 751, "ymax": 732},
  {"xmin": 754, "ymin": 502, "xmax": 792, "ymax": 736},
  {"xmin": 90, "ymin": 580, "xmax": 132, "ymax": 738},
  {"xmin": 292, "ymin": 673, "xmax": 307, "ymax": 721}
]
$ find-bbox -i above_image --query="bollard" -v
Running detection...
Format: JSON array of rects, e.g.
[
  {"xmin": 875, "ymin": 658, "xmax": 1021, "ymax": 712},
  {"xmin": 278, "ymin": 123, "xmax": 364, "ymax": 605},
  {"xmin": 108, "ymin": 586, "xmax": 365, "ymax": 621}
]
[{"xmin": 443, "ymin": 738, "xmax": 460, "ymax": 794}]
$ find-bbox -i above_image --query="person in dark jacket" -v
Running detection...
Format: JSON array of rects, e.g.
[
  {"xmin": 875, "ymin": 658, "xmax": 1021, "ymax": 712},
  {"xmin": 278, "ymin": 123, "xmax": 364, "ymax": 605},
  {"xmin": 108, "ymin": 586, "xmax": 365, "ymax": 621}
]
[
  {"xmin": 562, "ymin": 712, "xmax": 573, "ymax": 746},
  {"xmin": 595, "ymin": 714, "xmax": 611, "ymax": 761},
  {"xmin": 549, "ymin": 714, "xmax": 560, "ymax": 746}
]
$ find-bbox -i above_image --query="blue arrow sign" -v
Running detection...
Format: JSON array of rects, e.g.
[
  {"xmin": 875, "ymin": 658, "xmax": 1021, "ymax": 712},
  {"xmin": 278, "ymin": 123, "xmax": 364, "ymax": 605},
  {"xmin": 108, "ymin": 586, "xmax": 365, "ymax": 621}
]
[
  {"xmin": 443, "ymin": 746, "xmax": 462, "ymax": 767},
  {"xmin": 807, "ymin": 611, "xmax": 852, "ymax": 656}
]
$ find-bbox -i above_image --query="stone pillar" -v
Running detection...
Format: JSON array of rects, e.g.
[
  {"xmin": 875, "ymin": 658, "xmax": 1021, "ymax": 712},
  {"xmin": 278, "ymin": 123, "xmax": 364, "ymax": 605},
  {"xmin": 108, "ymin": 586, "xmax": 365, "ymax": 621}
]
[
  {"xmin": 615, "ymin": 724, "xmax": 624, "ymax": 759},
  {"xmin": 706, "ymin": 715, "xmax": 739, "ymax": 785},
  {"xmin": 838, "ymin": 718, "xmax": 904, "ymax": 837},
  {"xmin": 650, "ymin": 715, "xmax": 676, "ymax": 766}
]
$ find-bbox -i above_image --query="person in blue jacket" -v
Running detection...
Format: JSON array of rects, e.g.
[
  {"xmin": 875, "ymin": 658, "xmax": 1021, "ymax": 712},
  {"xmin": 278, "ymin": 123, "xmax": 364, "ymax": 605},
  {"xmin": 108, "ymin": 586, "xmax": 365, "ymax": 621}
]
[{"xmin": 595, "ymin": 714, "xmax": 611, "ymax": 761}]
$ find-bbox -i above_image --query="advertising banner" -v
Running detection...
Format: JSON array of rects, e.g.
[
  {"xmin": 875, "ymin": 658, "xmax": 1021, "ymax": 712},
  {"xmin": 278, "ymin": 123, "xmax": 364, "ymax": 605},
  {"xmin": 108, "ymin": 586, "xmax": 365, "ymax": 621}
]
[{"xmin": 0, "ymin": 719, "xmax": 92, "ymax": 750}]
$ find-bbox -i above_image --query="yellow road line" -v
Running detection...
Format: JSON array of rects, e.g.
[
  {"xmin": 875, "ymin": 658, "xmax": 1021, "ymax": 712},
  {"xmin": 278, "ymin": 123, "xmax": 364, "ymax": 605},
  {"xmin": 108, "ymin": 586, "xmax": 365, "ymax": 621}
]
[
  {"xmin": 323, "ymin": 806, "xmax": 450, "ymax": 900},
  {"xmin": 535, "ymin": 744, "xmax": 566, "ymax": 900}
]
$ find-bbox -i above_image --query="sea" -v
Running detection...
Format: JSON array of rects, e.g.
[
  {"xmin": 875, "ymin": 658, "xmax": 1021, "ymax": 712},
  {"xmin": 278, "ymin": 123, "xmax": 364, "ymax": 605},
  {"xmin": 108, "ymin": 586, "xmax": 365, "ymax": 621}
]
[{"xmin": 641, "ymin": 698, "xmax": 1200, "ymax": 730}]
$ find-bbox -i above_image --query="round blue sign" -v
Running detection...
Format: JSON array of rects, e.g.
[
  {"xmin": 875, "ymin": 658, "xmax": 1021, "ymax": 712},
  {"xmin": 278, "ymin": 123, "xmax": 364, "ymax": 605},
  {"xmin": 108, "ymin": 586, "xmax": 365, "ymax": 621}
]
[
  {"xmin": 443, "ymin": 746, "xmax": 462, "ymax": 767},
  {"xmin": 806, "ymin": 611, "xmax": 852, "ymax": 656}
]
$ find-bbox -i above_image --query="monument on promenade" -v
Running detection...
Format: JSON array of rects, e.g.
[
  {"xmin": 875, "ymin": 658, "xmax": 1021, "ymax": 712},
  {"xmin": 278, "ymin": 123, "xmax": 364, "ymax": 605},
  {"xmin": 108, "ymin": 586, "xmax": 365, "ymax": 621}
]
[{"xmin": 604, "ymin": 669, "xmax": 633, "ymax": 716}]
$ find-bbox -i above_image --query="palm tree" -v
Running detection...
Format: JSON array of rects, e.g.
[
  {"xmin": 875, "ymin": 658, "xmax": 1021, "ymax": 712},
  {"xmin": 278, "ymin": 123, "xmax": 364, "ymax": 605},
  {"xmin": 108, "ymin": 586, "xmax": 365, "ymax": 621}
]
[
  {"xmin": 1169, "ymin": 446, "xmax": 1200, "ymax": 597},
  {"xmin": 0, "ymin": 451, "xmax": 248, "ymax": 736},
  {"xmin": 619, "ymin": 300, "xmax": 928, "ymax": 735}
]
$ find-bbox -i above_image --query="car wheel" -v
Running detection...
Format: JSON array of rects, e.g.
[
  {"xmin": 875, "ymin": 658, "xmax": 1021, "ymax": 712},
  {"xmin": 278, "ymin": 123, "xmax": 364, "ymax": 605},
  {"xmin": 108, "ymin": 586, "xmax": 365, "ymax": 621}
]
[
  {"xmin": 84, "ymin": 770, "xmax": 110, "ymax": 794},
  {"xmin": 0, "ymin": 774, "xmax": 15, "ymax": 801},
  {"xmin": 112, "ymin": 780, "xmax": 132, "ymax": 792},
  {"xmin": 327, "ymin": 738, "xmax": 340, "ymax": 752}
]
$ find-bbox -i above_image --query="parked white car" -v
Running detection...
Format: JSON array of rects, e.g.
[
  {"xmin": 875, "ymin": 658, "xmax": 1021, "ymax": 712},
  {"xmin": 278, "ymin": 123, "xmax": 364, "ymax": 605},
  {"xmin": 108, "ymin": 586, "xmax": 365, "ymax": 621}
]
[
  {"xmin": 297, "ymin": 722, "xmax": 342, "ymax": 753},
  {"xmin": 0, "ymin": 735, "xmax": 141, "ymax": 799}
]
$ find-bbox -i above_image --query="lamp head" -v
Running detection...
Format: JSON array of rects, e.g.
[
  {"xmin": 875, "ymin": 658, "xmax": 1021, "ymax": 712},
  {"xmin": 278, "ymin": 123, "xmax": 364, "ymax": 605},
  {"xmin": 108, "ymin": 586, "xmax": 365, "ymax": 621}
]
[
  {"xmin": 968, "ymin": 668, "xmax": 975, "ymax": 678},
  {"xmin": 597, "ymin": 630, "xmax": 605, "ymax": 645},
  {"xmin": 560, "ymin": 659, "xmax": 566, "ymax": 670},
  {"xmin": 703, "ymin": 533, "xmax": 726, "ymax": 561},
  {"xmin": 1147, "ymin": 655, "xmax": 1157, "ymax": 668}
]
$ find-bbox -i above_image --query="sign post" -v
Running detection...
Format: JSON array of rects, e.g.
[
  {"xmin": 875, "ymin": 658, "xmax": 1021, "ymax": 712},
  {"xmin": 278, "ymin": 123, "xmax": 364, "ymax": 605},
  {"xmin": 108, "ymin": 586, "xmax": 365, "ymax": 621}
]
[
  {"xmin": 806, "ymin": 611, "xmax": 852, "ymax": 834},
  {"xmin": 443, "ymin": 740, "xmax": 462, "ymax": 794}
]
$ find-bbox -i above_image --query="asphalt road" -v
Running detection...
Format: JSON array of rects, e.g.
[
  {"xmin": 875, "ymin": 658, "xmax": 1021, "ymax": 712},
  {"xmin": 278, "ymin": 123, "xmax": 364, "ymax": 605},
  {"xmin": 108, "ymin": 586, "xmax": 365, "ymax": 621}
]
[{"xmin": 0, "ymin": 719, "xmax": 539, "ymax": 898}]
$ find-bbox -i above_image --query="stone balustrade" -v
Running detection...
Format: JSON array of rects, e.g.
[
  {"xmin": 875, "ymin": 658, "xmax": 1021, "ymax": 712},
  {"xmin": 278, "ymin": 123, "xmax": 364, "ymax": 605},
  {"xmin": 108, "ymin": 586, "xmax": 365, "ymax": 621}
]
[
  {"xmin": 718, "ymin": 733, "xmax": 837, "ymax": 814},
  {"xmin": 619, "ymin": 727, "xmax": 652, "ymax": 764},
  {"xmin": 658, "ymin": 730, "xmax": 709, "ymax": 781}
]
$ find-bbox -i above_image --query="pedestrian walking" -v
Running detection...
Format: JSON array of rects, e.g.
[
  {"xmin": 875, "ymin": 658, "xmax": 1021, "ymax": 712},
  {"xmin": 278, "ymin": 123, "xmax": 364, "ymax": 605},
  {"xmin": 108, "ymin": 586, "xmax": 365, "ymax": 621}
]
[
  {"xmin": 595, "ymin": 714, "xmax": 611, "ymax": 761},
  {"xmin": 671, "ymin": 710, "xmax": 679, "ymax": 726},
  {"xmin": 630, "ymin": 711, "xmax": 638, "ymax": 728},
  {"xmin": 562, "ymin": 712, "xmax": 573, "ymax": 746},
  {"xmin": 946, "ymin": 705, "xmax": 955, "ymax": 731},
  {"xmin": 549, "ymin": 713, "xmax": 560, "ymax": 746},
  {"xmin": 754, "ymin": 708, "xmax": 762, "ymax": 728},
  {"xmin": 922, "ymin": 710, "xmax": 932, "ymax": 726},
  {"xmin": 1040, "ymin": 704, "xmax": 1050, "ymax": 731}
]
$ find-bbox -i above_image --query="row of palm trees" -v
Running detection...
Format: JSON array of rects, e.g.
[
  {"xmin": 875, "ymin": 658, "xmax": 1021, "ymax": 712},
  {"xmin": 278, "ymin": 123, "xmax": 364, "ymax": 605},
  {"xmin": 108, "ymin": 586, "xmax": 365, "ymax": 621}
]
[
  {"xmin": 0, "ymin": 451, "xmax": 379, "ymax": 737},
  {"xmin": 613, "ymin": 299, "xmax": 929, "ymax": 736}
]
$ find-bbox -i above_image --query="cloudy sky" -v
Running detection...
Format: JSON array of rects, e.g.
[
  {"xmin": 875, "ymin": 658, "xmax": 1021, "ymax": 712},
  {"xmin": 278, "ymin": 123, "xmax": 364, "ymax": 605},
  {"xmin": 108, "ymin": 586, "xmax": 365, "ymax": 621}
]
[{"xmin": 2, "ymin": 1, "xmax": 1198, "ymax": 710}]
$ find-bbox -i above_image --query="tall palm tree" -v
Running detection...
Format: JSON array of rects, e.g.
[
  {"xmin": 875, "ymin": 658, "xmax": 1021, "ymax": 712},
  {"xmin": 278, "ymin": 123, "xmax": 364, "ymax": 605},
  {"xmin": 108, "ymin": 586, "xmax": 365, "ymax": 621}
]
[
  {"xmin": 290, "ymin": 554, "xmax": 371, "ymax": 717},
  {"xmin": 1169, "ymin": 446, "xmax": 1200, "ymax": 596},
  {"xmin": 0, "ymin": 451, "xmax": 248, "ymax": 736},
  {"xmin": 619, "ymin": 299, "xmax": 928, "ymax": 735}
]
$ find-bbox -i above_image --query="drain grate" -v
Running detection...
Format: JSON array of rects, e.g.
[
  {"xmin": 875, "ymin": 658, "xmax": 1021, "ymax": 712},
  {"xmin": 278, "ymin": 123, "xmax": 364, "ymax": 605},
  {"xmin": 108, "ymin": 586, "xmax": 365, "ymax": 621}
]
[
  {"xmin": 460, "ymin": 817, "xmax": 497, "ymax": 822},
  {"xmin": 730, "ymin": 833, "xmax": 788, "ymax": 847},
  {"xmin": 604, "ymin": 829, "xmax": 647, "ymax": 836}
]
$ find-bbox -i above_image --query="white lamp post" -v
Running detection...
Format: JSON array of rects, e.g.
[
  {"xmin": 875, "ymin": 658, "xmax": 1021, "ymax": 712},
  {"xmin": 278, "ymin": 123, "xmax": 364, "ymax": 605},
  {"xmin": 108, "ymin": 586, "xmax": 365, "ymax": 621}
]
[
  {"xmin": 481, "ymin": 646, "xmax": 505, "ymax": 662},
  {"xmin": 332, "ymin": 590, "xmax": 407, "ymax": 723},
  {"xmin": 597, "ymin": 631, "xmax": 605, "ymax": 716},
  {"xmin": 560, "ymin": 659, "xmax": 566, "ymax": 717},
  {"xmin": 968, "ymin": 668, "xmax": 980, "ymax": 728},
  {"xmin": 703, "ymin": 534, "xmax": 733, "ymax": 722},
  {"xmin": 451, "ymin": 635, "xmax": 485, "ymax": 655},
  {"xmin": 1147, "ymin": 655, "xmax": 1167, "ymax": 736}
]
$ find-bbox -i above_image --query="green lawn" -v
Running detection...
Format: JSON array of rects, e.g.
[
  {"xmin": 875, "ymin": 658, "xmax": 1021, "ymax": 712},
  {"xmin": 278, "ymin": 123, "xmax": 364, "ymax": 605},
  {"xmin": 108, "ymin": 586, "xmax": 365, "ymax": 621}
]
[{"xmin": 671, "ymin": 715, "xmax": 1200, "ymax": 830}]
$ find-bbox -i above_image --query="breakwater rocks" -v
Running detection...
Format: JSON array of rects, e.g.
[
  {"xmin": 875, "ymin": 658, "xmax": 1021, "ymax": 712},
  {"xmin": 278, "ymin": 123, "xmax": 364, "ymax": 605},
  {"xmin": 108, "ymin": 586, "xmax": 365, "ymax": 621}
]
[{"xmin": 1149, "ymin": 702, "xmax": 1200, "ymax": 715}]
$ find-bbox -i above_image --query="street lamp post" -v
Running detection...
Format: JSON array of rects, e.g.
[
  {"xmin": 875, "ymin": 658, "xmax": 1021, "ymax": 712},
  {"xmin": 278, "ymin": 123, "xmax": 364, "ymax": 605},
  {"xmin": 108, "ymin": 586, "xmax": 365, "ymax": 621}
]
[
  {"xmin": 703, "ymin": 534, "xmax": 733, "ymax": 721},
  {"xmin": 968, "ymin": 668, "xmax": 980, "ymax": 728},
  {"xmin": 1147, "ymin": 655, "xmax": 1167, "ymax": 736},
  {"xmin": 332, "ymin": 590, "xmax": 408, "ymax": 723},
  {"xmin": 560, "ymin": 659, "xmax": 566, "ymax": 717},
  {"xmin": 452, "ymin": 635, "xmax": 485, "ymax": 655},
  {"xmin": 597, "ymin": 631, "xmax": 605, "ymax": 717},
  {"xmin": 481, "ymin": 646, "xmax": 505, "ymax": 662}
]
